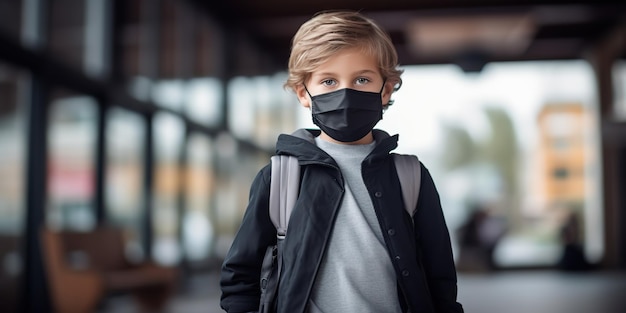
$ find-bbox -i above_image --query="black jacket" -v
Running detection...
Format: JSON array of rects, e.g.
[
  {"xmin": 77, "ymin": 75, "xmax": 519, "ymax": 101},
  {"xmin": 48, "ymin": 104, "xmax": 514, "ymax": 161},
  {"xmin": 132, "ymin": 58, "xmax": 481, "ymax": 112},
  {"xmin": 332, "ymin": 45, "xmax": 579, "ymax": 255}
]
[{"xmin": 221, "ymin": 129, "xmax": 463, "ymax": 313}]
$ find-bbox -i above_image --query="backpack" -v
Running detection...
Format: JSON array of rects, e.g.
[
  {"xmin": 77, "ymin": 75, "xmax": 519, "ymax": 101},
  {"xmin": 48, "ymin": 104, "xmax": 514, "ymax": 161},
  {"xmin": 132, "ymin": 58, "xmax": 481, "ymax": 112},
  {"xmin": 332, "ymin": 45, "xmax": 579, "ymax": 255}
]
[{"xmin": 258, "ymin": 153, "xmax": 421, "ymax": 313}]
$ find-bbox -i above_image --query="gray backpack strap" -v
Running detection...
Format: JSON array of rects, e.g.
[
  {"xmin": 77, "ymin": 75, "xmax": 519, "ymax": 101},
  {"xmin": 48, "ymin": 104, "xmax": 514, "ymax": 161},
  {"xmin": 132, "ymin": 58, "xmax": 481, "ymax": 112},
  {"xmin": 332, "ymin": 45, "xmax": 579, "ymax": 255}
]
[
  {"xmin": 260, "ymin": 155, "xmax": 299, "ymax": 313},
  {"xmin": 393, "ymin": 154, "xmax": 421, "ymax": 218},
  {"xmin": 269, "ymin": 155, "xmax": 300, "ymax": 238}
]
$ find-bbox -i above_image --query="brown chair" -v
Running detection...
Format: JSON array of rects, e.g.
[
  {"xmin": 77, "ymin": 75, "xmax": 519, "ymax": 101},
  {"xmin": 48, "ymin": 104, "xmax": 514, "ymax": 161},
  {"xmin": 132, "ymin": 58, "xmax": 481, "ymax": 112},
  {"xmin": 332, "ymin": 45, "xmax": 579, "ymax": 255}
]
[
  {"xmin": 41, "ymin": 226, "xmax": 178, "ymax": 313},
  {"xmin": 0, "ymin": 235, "xmax": 23, "ymax": 313}
]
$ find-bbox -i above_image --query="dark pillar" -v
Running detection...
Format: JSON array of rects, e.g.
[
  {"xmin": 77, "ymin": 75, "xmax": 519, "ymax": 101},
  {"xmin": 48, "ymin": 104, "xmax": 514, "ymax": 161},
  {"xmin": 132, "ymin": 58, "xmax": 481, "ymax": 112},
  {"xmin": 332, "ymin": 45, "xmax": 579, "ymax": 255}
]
[
  {"xmin": 142, "ymin": 113, "xmax": 154, "ymax": 259},
  {"xmin": 586, "ymin": 22, "xmax": 626, "ymax": 269},
  {"xmin": 94, "ymin": 101, "xmax": 108, "ymax": 224},
  {"xmin": 22, "ymin": 77, "xmax": 51, "ymax": 313}
]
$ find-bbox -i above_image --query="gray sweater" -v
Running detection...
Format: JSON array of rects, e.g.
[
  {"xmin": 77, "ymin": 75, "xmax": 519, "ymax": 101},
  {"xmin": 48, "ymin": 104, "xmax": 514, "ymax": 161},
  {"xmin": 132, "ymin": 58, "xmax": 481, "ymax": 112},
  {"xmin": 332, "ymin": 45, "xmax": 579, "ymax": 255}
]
[{"xmin": 307, "ymin": 137, "xmax": 402, "ymax": 313}]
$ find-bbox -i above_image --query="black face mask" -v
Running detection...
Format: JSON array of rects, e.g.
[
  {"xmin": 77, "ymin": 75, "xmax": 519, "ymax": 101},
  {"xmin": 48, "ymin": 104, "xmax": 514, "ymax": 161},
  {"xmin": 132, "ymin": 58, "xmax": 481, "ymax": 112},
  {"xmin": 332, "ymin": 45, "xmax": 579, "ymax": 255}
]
[{"xmin": 306, "ymin": 85, "xmax": 384, "ymax": 142}]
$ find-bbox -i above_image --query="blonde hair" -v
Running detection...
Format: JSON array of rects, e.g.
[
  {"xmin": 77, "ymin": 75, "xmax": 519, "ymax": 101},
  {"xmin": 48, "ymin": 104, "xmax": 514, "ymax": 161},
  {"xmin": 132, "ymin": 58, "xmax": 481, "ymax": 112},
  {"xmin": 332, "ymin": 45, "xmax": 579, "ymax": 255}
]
[{"xmin": 284, "ymin": 11, "xmax": 403, "ymax": 106}]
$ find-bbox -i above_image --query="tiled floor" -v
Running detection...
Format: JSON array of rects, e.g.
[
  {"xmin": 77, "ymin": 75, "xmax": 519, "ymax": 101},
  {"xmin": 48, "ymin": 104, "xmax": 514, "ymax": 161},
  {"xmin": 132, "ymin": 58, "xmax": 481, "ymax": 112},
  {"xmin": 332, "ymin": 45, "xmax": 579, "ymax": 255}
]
[
  {"xmin": 457, "ymin": 270, "xmax": 626, "ymax": 313},
  {"xmin": 99, "ymin": 269, "xmax": 626, "ymax": 313}
]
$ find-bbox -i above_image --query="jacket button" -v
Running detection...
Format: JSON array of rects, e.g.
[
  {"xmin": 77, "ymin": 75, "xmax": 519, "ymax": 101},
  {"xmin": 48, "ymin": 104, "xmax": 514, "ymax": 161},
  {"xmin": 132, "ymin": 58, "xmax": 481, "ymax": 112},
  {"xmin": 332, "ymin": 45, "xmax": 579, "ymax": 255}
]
[
  {"xmin": 387, "ymin": 229, "xmax": 396, "ymax": 236},
  {"xmin": 375, "ymin": 191, "xmax": 382, "ymax": 197},
  {"xmin": 395, "ymin": 255, "xmax": 401, "ymax": 261},
  {"xmin": 402, "ymin": 270, "xmax": 410, "ymax": 277}
]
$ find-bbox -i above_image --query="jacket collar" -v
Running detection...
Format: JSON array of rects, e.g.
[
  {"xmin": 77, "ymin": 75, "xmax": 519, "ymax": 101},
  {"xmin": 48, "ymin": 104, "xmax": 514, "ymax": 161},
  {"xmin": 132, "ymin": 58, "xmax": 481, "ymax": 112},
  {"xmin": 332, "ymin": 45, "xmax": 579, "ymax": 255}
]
[{"xmin": 275, "ymin": 128, "xmax": 399, "ymax": 165}]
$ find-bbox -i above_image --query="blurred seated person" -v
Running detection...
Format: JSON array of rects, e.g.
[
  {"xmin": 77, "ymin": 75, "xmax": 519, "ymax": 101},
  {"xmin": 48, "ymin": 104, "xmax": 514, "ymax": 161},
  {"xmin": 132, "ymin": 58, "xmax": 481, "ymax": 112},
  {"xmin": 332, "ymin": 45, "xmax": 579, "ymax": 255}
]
[
  {"xmin": 557, "ymin": 211, "xmax": 592, "ymax": 271},
  {"xmin": 456, "ymin": 204, "xmax": 506, "ymax": 272}
]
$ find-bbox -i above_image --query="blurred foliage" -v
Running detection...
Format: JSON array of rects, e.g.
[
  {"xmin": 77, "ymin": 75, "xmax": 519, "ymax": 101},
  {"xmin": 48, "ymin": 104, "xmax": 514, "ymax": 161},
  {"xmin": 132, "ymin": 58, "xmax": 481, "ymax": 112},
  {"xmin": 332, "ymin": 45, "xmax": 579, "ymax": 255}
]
[
  {"xmin": 440, "ymin": 106, "xmax": 520, "ymax": 223},
  {"xmin": 441, "ymin": 106, "xmax": 518, "ymax": 181},
  {"xmin": 480, "ymin": 106, "xmax": 518, "ymax": 196},
  {"xmin": 440, "ymin": 124, "xmax": 476, "ymax": 170}
]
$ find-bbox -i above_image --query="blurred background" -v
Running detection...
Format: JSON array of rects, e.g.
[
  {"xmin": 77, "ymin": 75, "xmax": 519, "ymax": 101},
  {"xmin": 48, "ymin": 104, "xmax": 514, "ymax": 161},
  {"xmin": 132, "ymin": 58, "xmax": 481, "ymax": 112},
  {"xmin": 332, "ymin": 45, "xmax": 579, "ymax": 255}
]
[{"xmin": 0, "ymin": 0, "xmax": 625, "ymax": 312}]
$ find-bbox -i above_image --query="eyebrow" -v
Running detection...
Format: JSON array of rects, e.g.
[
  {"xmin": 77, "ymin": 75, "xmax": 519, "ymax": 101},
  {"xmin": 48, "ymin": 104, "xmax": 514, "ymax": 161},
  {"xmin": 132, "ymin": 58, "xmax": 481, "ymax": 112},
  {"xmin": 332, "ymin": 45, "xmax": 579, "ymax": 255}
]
[
  {"xmin": 313, "ymin": 69, "xmax": 378, "ymax": 77},
  {"xmin": 354, "ymin": 69, "xmax": 378, "ymax": 76}
]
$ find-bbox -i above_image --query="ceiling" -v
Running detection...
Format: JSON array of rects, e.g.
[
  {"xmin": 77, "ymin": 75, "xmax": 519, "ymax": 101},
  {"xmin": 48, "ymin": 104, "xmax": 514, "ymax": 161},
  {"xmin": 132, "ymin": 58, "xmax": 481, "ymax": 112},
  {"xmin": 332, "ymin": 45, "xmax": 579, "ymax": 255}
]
[{"xmin": 193, "ymin": 1, "xmax": 626, "ymax": 72}]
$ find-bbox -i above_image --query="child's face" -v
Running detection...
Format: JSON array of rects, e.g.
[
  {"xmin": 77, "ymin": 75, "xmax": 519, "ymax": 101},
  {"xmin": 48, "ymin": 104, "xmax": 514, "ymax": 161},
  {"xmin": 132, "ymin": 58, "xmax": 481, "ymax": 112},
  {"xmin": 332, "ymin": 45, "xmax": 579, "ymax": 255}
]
[{"xmin": 296, "ymin": 47, "xmax": 394, "ymax": 109}]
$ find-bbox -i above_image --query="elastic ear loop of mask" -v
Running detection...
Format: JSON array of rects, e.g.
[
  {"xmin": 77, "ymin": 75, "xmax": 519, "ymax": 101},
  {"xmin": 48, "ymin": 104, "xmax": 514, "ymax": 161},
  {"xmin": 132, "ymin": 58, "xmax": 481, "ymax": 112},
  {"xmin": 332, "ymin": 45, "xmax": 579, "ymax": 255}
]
[
  {"xmin": 302, "ymin": 85, "xmax": 313, "ymax": 111},
  {"xmin": 303, "ymin": 84, "xmax": 312, "ymax": 98}
]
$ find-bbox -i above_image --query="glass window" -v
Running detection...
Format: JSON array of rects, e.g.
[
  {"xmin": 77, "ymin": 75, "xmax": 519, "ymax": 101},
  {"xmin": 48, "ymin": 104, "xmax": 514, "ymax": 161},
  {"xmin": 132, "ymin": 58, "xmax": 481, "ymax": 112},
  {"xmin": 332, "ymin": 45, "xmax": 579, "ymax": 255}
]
[
  {"xmin": 49, "ymin": 0, "xmax": 109, "ymax": 77},
  {"xmin": 47, "ymin": 90, "xmax": 98, "ymax": 231},
  {"xmin": 151, "ymin": 79, "xmax": 185, "ymax": 111},
  {"xmin": 194, "ymin": 17, "xmax": 219, "ymax": 77},
  {"xmin": 613, "ymin": 59, "xmax": 626, "ymax": 121},
  {"xmin": 159, "ymin": 0, "xmax": 180, "ymax": 78},
  {"xmin": 354, "ymin": 60, "xmax": 603, "ymax": 268},
  {"xmin": 0, "ymin": 65, "xmax": 26, "ymax": 233},
  {"xmin": 182, "ymin": 134, "xmax": 214, "ymax": 264},
  {"xmin": 227, "ymin": 77, "xmax": 256, "ymax": 140},
  {"xmin": 121, "ymin": 0, "xmax": 158, "ymax": 101},
  {"xmin": 0, "ymin": 63, "xmax": 26, "ymax": 312},
  {"xmin": 0, "ymin": 0, "xmax": 22, "ymax": 40},
  {"xmin": 212, "ymin": 133, "xmax": 266, "ymax": 259},
  {"xmin": 185, "ymin": 77, "xmax": 222, "ymax": 127},
  {"xmin": 251, "ymin": 74, "xmax": 298, "ymax": 148},
  {"xmin": 120, "ymin": 0, "xmax": 144, "ymax": 77},
  {"xmin": 212, "ymin": 133, "xmax": 240, "ymax": 258},
  {"xmin": 83, "ymin": 0, "xmax": 110, "ymax": 78},
  {"xmin": 252, "ymin": 76, "xmax": 277, "ymax": 147},
  {"xmin": 48, "ymin": 0, "xmax": 86, "ymax": 71},
  {"xmin": 152, "ymin": 112, "xmax": 185, "ymax": 265},
  {"xmin": 105, "ymin": 107, "xmax": 145, "ymax": 262},
  {"xmin": 271, "ymin": 72, "xmax": 299, "ymax": 134}
]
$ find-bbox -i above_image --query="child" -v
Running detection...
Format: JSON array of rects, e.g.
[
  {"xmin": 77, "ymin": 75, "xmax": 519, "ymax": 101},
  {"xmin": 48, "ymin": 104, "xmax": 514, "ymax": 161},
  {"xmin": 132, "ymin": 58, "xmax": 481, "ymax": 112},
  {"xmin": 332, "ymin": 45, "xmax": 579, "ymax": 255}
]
[{"xmin": 220, "ymin": 10, "xmax": 464, "ymax": 313}]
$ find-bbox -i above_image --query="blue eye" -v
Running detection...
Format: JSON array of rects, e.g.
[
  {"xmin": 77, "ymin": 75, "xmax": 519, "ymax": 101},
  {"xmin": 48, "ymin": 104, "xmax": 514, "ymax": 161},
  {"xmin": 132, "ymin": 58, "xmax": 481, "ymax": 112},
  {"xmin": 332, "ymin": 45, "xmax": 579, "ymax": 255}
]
[
  {"xmin": 322, "ymin": 79, "xmax": 336, "ymax": 86},
  {"xmin": 356, "ymin": 77, "xmax": 370, "ymax": 85}
]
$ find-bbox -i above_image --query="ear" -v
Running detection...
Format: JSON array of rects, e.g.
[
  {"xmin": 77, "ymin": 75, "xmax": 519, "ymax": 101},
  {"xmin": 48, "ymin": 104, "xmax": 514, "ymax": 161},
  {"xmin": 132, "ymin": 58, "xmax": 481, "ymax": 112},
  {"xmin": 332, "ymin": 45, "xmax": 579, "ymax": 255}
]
[
  {"xmin": 381, "ymin": 80, "xmax": 395, "ymax": 106},
  {"xmin": 295, "ymin": 85, "xmax": 311, "ymax": 108}
]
